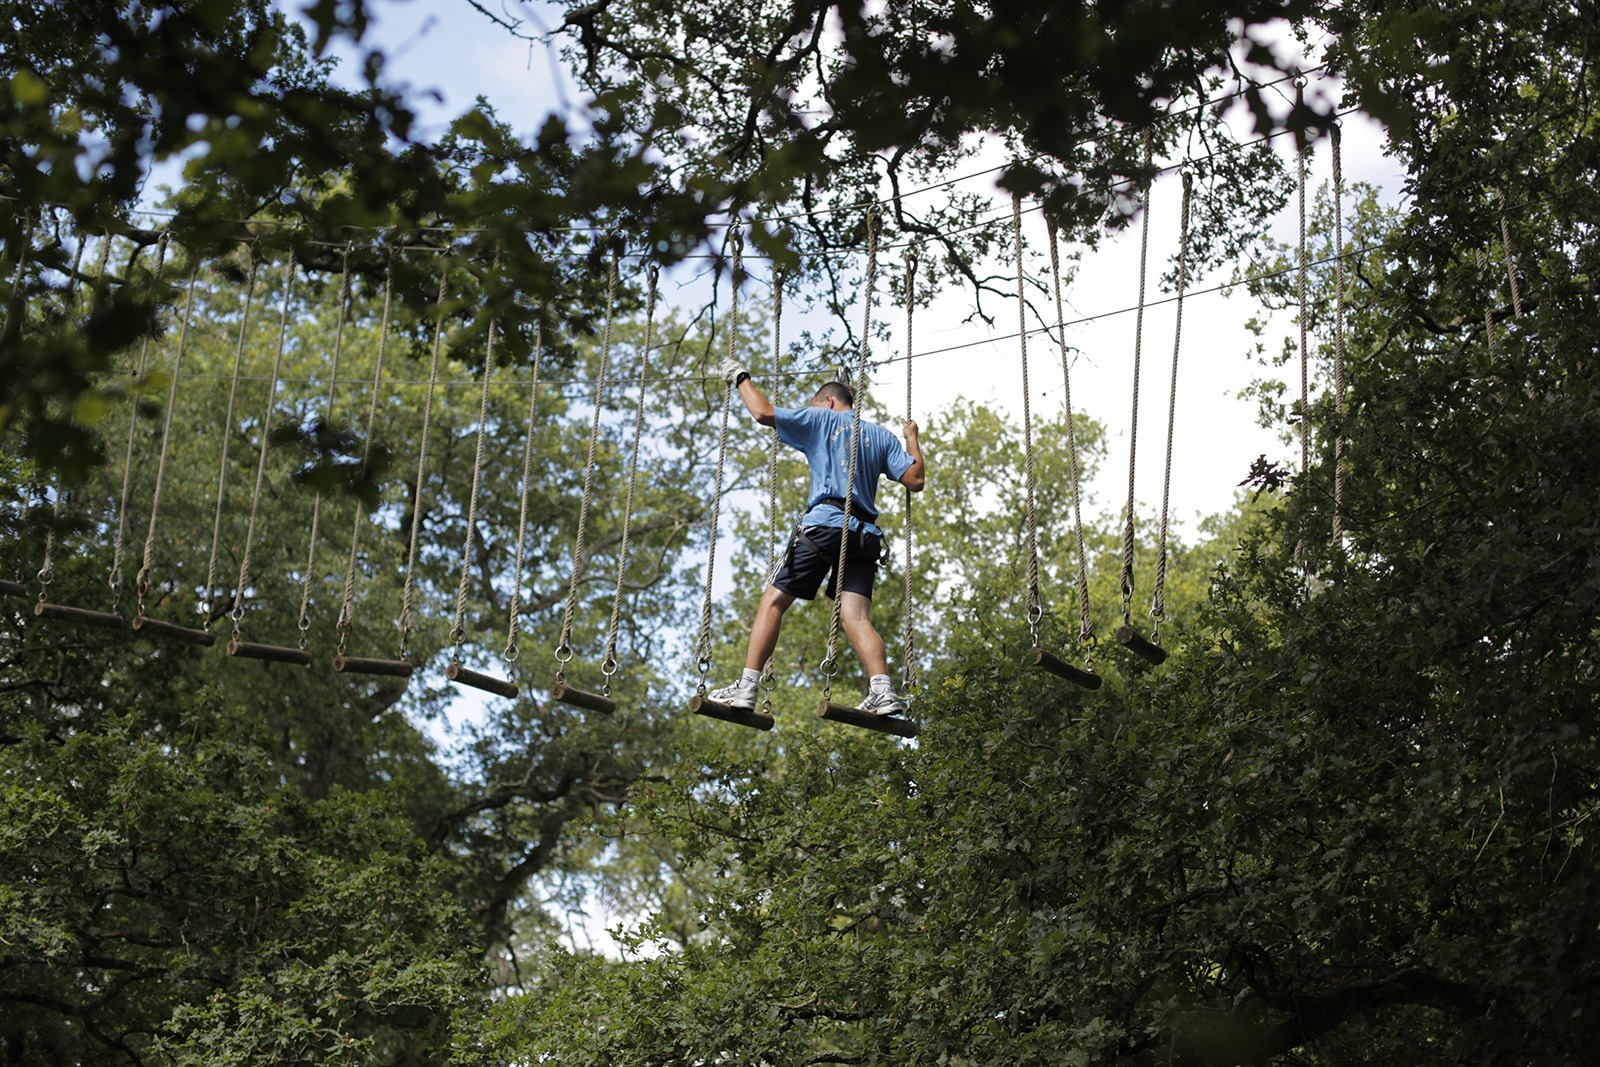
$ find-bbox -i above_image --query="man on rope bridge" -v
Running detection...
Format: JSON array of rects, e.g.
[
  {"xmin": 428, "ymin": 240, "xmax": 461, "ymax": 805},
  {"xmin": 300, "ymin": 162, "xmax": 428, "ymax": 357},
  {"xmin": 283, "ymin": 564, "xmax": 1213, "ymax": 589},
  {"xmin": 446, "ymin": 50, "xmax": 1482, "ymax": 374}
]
[{"xmin": 708, "ymin": 356, "xmax": 925, "ymax": 716}]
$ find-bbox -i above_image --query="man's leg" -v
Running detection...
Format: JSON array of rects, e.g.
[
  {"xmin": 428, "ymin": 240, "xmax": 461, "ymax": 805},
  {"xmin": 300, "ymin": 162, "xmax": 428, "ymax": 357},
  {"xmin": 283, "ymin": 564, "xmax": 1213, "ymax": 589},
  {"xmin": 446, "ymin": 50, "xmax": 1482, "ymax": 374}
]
[
  {"xmin": 839, "ymin": 591, "xmax": 890, "ymax": 677},
  {"xmin": 745, "ymin": 584, "xmax": 796, "ymax": 671}
]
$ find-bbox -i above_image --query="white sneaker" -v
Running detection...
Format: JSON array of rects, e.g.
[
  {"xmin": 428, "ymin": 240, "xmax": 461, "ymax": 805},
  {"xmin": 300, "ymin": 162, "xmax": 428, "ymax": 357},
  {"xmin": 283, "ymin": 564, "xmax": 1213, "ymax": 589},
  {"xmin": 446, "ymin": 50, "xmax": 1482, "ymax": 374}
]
[
  {"xmin": 856, "ymin": 689, "xmax": 906, "ymax": 716},
  {"xmin": 707, "ymin": 682, "xmax": 758, "ymax": 710}
]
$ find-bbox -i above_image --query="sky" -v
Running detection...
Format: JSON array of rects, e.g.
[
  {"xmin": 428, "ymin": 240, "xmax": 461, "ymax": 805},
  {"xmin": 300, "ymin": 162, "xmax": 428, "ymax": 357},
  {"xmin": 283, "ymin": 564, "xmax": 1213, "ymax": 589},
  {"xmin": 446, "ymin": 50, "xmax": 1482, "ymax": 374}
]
[{"xmin": 281, "ymin": 0, "xmax": 1407, "ymax": 544}]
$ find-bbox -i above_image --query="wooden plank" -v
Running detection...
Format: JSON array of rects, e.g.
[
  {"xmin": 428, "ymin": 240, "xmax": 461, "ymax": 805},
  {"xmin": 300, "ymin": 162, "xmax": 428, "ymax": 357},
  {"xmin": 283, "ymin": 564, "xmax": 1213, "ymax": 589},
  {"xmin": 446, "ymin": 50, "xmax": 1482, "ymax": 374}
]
[
  {"xmin": 0, "ymin": 579, "xmax": 29, "ymax": 598},
  {"xmin": 689, "ymin": 694, "xmax": 775, "ymax": 731},
  {"xmin": 333, "ymin": 655, "xmax": 414, "ymax": 678},
  {"xmin": 1030, "ymin": 646, "xmax": 1102, "ymax": 689},
  {"xmin": 1114, "ymin": 625, "xmax": 1168, "ymax": 666},
  {"xmin": 551, "ymin": 680, "xmax": 615, "ymax": 714},
  {"xmin": 227, "ymin": 639, "xmax": 313, "ymax": 666},
  {"xmin": 446, "ymin": 662, "xmax": 518, "ymax": 698},
  {"xmin": 34, "ymin": 601, "xmax": 125, "ymax": 628},
  {"xmin": 131, "ymin": 614, "xmax": 217, "ymax": 646},
  {"xmin": 816, "ymin": 699, "xmax": 919, "ymax": 738}
]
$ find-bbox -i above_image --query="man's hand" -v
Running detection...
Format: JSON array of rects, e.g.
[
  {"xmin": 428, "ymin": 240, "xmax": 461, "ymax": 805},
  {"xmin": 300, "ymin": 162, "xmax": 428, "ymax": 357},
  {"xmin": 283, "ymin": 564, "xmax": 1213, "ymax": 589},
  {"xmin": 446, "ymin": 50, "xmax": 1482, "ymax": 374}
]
[
  {"xmin": 720, "ymin": 356, "xmax": 750, "ymax": 386},
  {"xmin": 902, "ymin": 417, "xmax": 920, "ymax": 441}
]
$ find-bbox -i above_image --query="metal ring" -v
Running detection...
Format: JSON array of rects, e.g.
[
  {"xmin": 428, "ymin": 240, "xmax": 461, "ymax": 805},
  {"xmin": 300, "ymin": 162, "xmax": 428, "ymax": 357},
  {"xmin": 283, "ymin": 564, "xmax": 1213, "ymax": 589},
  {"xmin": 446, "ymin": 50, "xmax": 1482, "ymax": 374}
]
[
  {"xmin": 601, "ymin": 656, "xmax": 618, "ymax": 677},
  {"xmin": 298, "ymin": 616, "xmax": 311, "ymax": 632},
  {"xmin": 554, "ymin": 644, "xmax": 573, "ymax": 663},
  {"xmin": 503, "ymin": 644, "xmax": 520, "ymax": 663},
  {"xmin": 697, "ymin": 656, "xmax": 711, "ymax": 675},
  {"xmin": 36, "ymin": 566, "xmax": 53, "ymax": 584}
]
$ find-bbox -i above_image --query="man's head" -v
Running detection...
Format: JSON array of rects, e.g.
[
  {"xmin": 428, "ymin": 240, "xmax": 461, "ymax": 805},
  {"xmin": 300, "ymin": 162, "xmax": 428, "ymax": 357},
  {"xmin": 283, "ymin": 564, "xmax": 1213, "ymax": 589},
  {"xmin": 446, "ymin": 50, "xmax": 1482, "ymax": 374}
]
[{"xmin": 811, "ymin": 381, "xmax": 855, "ymax": 410}]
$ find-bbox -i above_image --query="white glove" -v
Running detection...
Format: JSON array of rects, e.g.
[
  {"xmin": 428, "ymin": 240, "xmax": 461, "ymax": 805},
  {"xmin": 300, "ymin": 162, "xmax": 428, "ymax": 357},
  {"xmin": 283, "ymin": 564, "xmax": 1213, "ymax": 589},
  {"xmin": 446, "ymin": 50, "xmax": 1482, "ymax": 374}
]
[{"xmin": 720, "ymin": 356, "xmax": 749, "ymax": 386}]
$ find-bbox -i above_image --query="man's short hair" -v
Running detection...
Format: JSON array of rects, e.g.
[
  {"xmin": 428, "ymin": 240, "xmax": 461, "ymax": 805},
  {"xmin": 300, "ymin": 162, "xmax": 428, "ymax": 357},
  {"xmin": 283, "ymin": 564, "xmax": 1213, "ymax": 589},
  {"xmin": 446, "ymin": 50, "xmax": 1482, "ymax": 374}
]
[{"xmin": 815, "ymin": 381, "xmax": 855, "ymax": 408}]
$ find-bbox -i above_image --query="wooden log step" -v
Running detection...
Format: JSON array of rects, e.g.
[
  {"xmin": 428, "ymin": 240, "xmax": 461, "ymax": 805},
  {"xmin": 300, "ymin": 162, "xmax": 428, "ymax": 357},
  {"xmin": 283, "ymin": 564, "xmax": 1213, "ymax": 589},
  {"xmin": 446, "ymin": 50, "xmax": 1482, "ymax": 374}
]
[
  {"xmin": 333, "ymin": 655, "xmax": 414, "ymax": 678},
  {"xmin": 689, "ymin": 694, "xmax": 775, "ymax": 731},
  {"xmin": 816, "ymin": 699, "xmax": 919, "ymax": 739},
  {"xmin": 0, "ymin": 579, "xmax": 29, "ymax": 598},
  {"xmin": 34, "ymin": 601, "xmax": 125, "ymax": 628},
  {"xmin": 551, "ymin": 680, "xmax": 615, "ymax": 714},
  {"xmin": 1115, "ymin": 625, "xmax": 1168, "ymax": 666},
  {"xmin": 131, "ymin": 614, "xmax": 217, "ymax": 646},
  {"xmin": 1029, "ymin": 646, "xmax": 1102, "ymax": 689},
  {"xmin": 227, "ymin": 639, "xmax": 313, "ymax": 666},
  {"xmin": 446, "ymin": 662, "xmax": 518, "ymax": 698}
]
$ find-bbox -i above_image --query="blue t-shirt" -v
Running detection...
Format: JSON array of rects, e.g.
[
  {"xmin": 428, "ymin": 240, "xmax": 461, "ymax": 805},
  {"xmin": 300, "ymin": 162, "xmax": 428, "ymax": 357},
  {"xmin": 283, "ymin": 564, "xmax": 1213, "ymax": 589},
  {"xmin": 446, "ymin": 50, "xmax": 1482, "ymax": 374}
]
[{"xmin": 773, "ymin": 406, "xmax": 915, "ymax": 536}]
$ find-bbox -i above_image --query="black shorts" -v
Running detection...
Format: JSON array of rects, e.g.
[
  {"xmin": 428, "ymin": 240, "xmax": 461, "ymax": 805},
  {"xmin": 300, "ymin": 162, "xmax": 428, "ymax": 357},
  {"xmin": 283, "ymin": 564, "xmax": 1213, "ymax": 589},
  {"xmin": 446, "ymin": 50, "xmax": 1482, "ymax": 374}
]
[{"xmin": 771, "ymin": 525, "xmax": 884, "ymax": 602}]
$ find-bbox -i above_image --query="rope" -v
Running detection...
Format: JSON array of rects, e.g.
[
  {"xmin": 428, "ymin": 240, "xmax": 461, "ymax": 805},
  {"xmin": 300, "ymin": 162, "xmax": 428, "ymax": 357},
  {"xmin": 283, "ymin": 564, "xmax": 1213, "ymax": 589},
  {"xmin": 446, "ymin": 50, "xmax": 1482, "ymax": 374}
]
[
  {"xmin": 204, "ymin": 252, "xmax": 259, "ymax": 627},
  {"xmin": 1013, "ymin": 194, "xmax": 1042, "ymax": 647},
  {"xmin": 450, "ymin": 246, "xmax": 503, "ymax": 664},
  {"xmin": 38, "ymin": 234, "xmax": 103, "ymax": 601},
  {"xmin": 822, "ymin": 209, "xmax": 879, "ymax": 699},
  {"xmin": 694, "ymin": 228, "xmax": 742, "ymax": 694},
  {"xmin": 336, "ymin": 256, "xmax": 395, "ymax": 659},
  {"xmin": 1476, "ymin": 250, "xmax": 1499, "ymax": 356},
  {"xmin": 399, "ymin": 264, "xmax": 449, "ymax": 660},
  {"xmin": 900, "ymin": 243, "xmax": 919, "ymax": 696},
  {"xmin": 1, "ymin": 213, "xmax": 34, "ymax": 343},
  {"xmin": 1121, "ymin": 138, "xmax": 1154, "ymax": 624},
  {"xmin": 298, "ymin": 245, "xmax": 352, "ymax": 649},
  {"xmin": 602, "ymin": 263, "xmax": 660, "ymax": 694},
  {"xmin": 1151, "ymin": 171, "xmax": 1194, "ymax": 643},
  {"xmin": 137, "ymin": 258, "xmax": 200, "ymax": 620},
  {"xmin": 230, "ymin": 253, "xmax": 297, "ymax": 644},
  {"xmin": 108, "ymin": 235, "xmax": 167, "ymax": 612},
  {"xmin": 1296, "ymin": 117, "xmax": 1310, "ymax": 481},
  {"xmin": 1047, "ymin": 218, "xmax": 1095, "ymax": 658},
  {"xmin": 1496, "ymin": 190, "xmax": 1523, "ymax": 319},
  {"xmin": 556, "ymin": 250, "xmax": 619, "ymax": 677},
  {"xmin": 1331, "ymin": 124, "xmax": 1346, "ymax": 543},
  {"xmin": 766, "ymin": 269, "xmax": 784, "ymax": 584},
  {"xmin": 505, "ymin": 323, "xmax": 545, "ymax": 663}
]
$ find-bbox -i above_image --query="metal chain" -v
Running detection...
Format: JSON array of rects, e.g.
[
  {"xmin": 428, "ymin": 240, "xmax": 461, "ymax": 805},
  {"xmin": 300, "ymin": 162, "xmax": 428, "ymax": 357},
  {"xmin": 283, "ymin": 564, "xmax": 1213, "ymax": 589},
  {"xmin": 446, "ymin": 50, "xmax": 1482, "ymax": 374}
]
[
  {"xmin": 399, "ymin": 264, "xmax": 449, "ymax": 660},
  {"xmin": 109, "ymin": 235, "xmax": 168, "ymax": 612},
  {"xmin": 695, "ymin": 228, "xmax": 743, "ymax": 692},
  {"xmin": 1121, "ymin": 137, "xmax": 1154, "ymax": 624},
  {"xmin": 337, "ymin": 256, "xmax": 395, "ymax": 659},
  {"xmin": 900, "ymin": 243, "xmax": 920, "ymax": 696},
  {"xmin": 1496, "ymin": 189, "xmax": 1523, "ymax": 319},
  {"xmin": 451, "ymin": 246, "xmax": 504, "ymax": 663},
  {"xmin": 556, "ymin": 250, "xmax": 619, "ymax": 676},
  {"xmin": 602, "ymin": 263, "xmax": 659, "ymax": 694},
  {"xmin": 297, "ymin": 244, "xmax": 352, "ymax": 649},
  {"xmin": 230, "ymin": 253, "xmax": 297, "ymax": 644},
  {"xmin": 1331, "ymin": 124, "xmax": 1347, "ymax": 543},
  {"xmin": 1013, "ymin": 194, "xmax": 1042, "ymax": 647},
  {"xmin": 204, "ymin": 252, "xmax": 259, "ymax": 628},
  {"xmin": 138, "ymin": 258, "xmax": 200, "ymax": 620},
  {"xmin": 822, "ymin": 208, "xmax": 879, "ymax": 698},
  {"xmin": 505, "ymin": 323, "xmax": 545, "ymax": 663},
  {"xmin": 1151, "ymin": 171, "xmax": 1194, "ymax": 643},
  {"xmin": 1047, "ymin": 218, "xmax": 1095, "ymax": 660}
]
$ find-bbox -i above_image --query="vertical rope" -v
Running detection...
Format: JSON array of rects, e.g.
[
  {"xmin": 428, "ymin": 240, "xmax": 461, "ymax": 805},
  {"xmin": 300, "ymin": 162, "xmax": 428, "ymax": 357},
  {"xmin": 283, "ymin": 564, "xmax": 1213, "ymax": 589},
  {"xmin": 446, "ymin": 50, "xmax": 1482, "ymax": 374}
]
[
  {"xmin": 765, "ymin": 269, "xmax": 784, "ymax": 583},
  {"xmin": 556, "ymin": 250, "xmax": 619, "ymax": 675},
  {"xmin": 1496, "ymin": 190, "xmax": 1523, "ymax": 320},
  {"xmin": 1, "ymin": 213, "xmax": 35, "ymax": 343},
  {"xmin": 204, "ymin": 251, "xmax": 259, "ymax": 628},
  {"xmin": 337, "ymin": 255, "xmax": 395, "ymax": 659},
  {"xmin": 505, "ymin": 323, "xmax": 545, "ymax": 663},
  {"xmin": 229, "ymin": 253, "xmax": 297, "ymax": 645},
  {"xmin": 137, "ymin": 257, "xmax": 200, "ymax": 621},
  {"xmin": 1296, "ymin": 120, "xmax": 1310, "ymax": 482},
  {"xmin": 297, "ymin": 245, "xmax": 352, "ymax": 649},
  {"xmin": 1013, "ymin": 194, "xmax": 1042, "ymax": 647},
  {"xmin": 822, "ymin": 209, "xmax": 879, "ymax": 698},
  {"xmin": 900, "ymin": 244, "xmax": 919, "ymax": 696},
  {"xmin": 450, "ymin": 245, "xmax": 503, "ymax": 663},
  {"xmin": 695, "ymin": 228, "xmax": 742, "ymax": 693},
  {"xmin": 1121, "ymin": 137, "xmax": 1154, "ymax": 624},
  {"xmin": 1331, "ymin": 124, "xmax": 1347, "ymax": 543},
  {"xmin": 108, "ymin": 236, "xmax": 167, "ymax": 612},
  {"xmin": 399, "ymin": 260, "xmax": 449, "ymax": 660},
  {"xmin": 1476, "ymin": 250, "xmax": 1499, "ymax": 356},
  {"xmin": 602, "ymin": 264, "xmax": 659, "ymax": 692},
  {"xmin": 1151, "ymin": 172, "xmax": 1193, "ymax": 642},
  {"xmin": 1047, "ymin": 218, "xmax": 1094, "ymax": 658}
]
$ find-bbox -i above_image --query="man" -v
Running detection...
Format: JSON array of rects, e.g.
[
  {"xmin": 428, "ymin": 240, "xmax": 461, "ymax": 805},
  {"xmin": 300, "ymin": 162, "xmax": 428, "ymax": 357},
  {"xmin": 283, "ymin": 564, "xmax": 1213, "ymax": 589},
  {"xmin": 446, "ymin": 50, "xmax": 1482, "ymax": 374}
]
[{"xmin": 708, "ymin": 355, "xmax": 926, "ymax": 715}]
